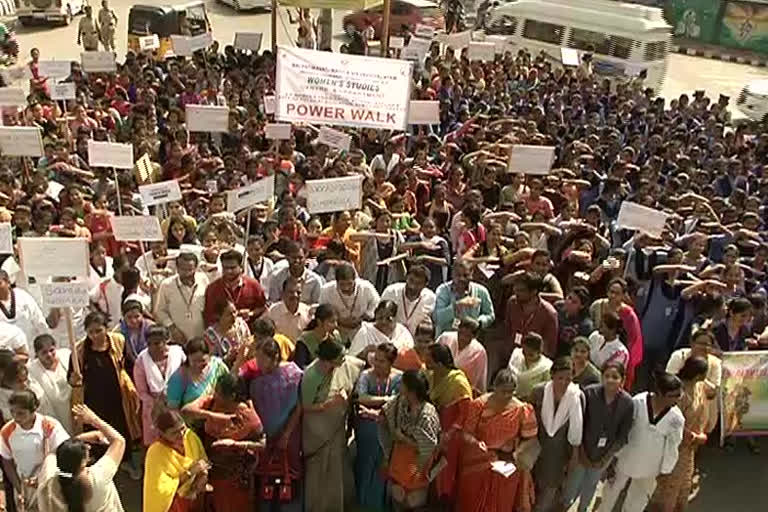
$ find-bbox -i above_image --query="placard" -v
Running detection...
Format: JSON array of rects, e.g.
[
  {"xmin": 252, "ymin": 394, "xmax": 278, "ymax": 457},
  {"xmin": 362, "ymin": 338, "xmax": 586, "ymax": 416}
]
[
  {"xmin": 110, "ymin": 216, "xmax": 164, "ymax": 241},
  {"xmin": 139, "ymin": 34, "xmax": 160, "ymax": 51},
  {"xmin": 50, "ymin": 82, "xmax": 76, "ymax": 101},
  {"xmin": 39, "ymin": 282, "xmax": 90, "ymax": 308},
  {"xmin": 414, "ymin": 24, "xmax": 435, "ymax": 40},
  {"xmin": 18, "ymin": 238, "xmax": 89, "ymax": 278},
  {"xmin": 263, "ymin": 95, "xmax": 276, "ymax": 114},
  {"xmin": 445, "ymin": 30, "xmax": 472, "ymax": 49},
  {"xmin": 81, "ymin": 51, "xmax": 116, "ymax": 73},
  {"xmin": 235, "ymin": 32, "xmax": 263, "ymax": 51},
  {"xmin": 401, "ymin": 46, "xmax": 422, "ymax": 62},
  {"xmin": 265, "ymin": 123, "xmax": 292, "ymax": 140},
  {"xmin": 186, "ymin": 104, "xmax": 229, "ymax": 132},
  {"xmin": 318, "ymin": 126, "xmax": 352, "ymax": 151},
  {"xmin": 135, "ymin": 153, "xmax": 153, "ymax": 183},
  {"xmin": 0, "ymin": 127, "xmax": 43, "ymax": 157},
  {"xmin": 306, "ymin": 175, "xmax": 363, "ymax": 214},
  {"xmin": 721, "ymin": 351, "xmax": 768, "ymax": 440},
  {"xmin": 408, "ymin": 100, "xmax": 439, "ymax": 125},
  {"xmin": 276, "ymin": 46, "xmax": 412, "ymax": 131},
  {"xmin": 508, "ymin": 145, "xmax": 555, "ymax": 175},
  {"xmin": 0, "ymin": 223, "xmax": 11, "ymax": 254},
  {"xmin": 390, "ymin": 36, "xmax": 405, "ymax": 49},
  {"xmin": 189, "ymin": 32, "xmax": 213, "ymax": 52},
  {"xmin": 468, "ymin": 41, "xmax": 496, "ymax": 62},
  {"xmin": 87, "ymin": 140, "xmax": 134, "ymax": 169},
  {"xmin": 561, "ymin": 47, "xmax": 580, "ymax": 66},
  {"xmin": 38, "ymin": 60, "xmax": 71, "ymax": 78},
  {"xmin": 0, "ymin": 67, "xmax": 29, "ymax": 84},
  {"xmin": 139, "ymin": 180, "xmax": 183, "ymax": 207},
  {"xmin": 170, "ymin": 35, "xmax": 193, "ymax": 56},
  {"xmin": 406, "ymin": 37, "xmax": 431, "ymax": 59},
  {"xmin": 227, "ymin": 177, "xmax": 275, "ymax": 213},
  {"xmin": 616, "ymin": 201, "xmax": 668, "ymax": 238},
  {"xmin": 486, "ymin": 35, "xmax": 510, "ymax": 54},
  {"xmin": 0, "ymin": 88, "xmax": 26, "ymax": 106}
]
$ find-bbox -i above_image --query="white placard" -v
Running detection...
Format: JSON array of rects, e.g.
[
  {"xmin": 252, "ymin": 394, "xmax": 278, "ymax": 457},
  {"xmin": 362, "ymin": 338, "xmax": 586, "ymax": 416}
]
[
  {"xmin": 561, "ymin": 47, "xmax": 581, "ymax": 66},
  {"xmin": 265, "ymin": 123, "xmax": 292, "ymax": 140},
  {"xmin": 171, "ymin": 35, "xmax": 193, "ymax": 56},
  {"xmin": 390, "ymin": 36, "xmax": 405, "ymax": 49},
  {"xmin": 234, "ymin": 32, "xmax": 263, "ymax": 51},
  {"xmin": 318, "ymin": 126, "xmax": 352, "ymax": 151},
  {"xmin": 414, "ymin": 24, "xmax": 435, "ymax": 40},
  {"xmin": 401, "ymin": 46, "xmax": 422, "ymax": 62},
  {"xmin": 18, "ymin": 238, "xmax": 89, "ymax": 278},
  {"xmin": 468, "ymin": 41, "xmax": 496, "ymax": 62},
  {"xmin": 0, "ymin": 223, "xmax": 11, "ymax": 254},
  {"xmin": 486, "ymin": 35, "xmax": 510, "ymax": 54},
  {"xmin": 0, "ymin": 88, "xmax": 26, "ymax": 106},
  {"xmin": 616, "ymin": 201, "xmax": 669, "ymax": 238},
  {"xmin": 50, "ymin": 82, "xmax": 76, "ymax": 101},
  {"xmin": 140, "ymin": 34, "xmax": 160, "ymax": 51},
  {"xmin": 306, "ymin": 175, "xmax": 364, "ymax": 214},
  {"xmin": 81, "ymin": 51, "xmax": 116, "ymax": 73},
  {"xmin": 0, "ymin": 67, "xmax": 29, "ymax": 84},
  {"xmin": 38, "ymin": 60, "xmax": 71, "ymax": 78},
  {"xmin": 508, "ymin": 145, "xmax": 556, "ymax": 175},
  {"xmin": 189, "ymin": 32, "xmax": 213, "ymax": 52},
  {"xmin": 263, "ymin": 95, "xmax": 276, "ymax": 114},
  {"xmin": 227, "ymin": 177, "xmax": 275, "ymax": 213},
  {"xmin": 206, "ymin": 180, "xmax": 218, "ymax": 193},
  {"xmin": 445, "ymin": 30, "xmax": 472, "ymax": 49},
  {"xmin": 39, "ymin": 282, "xmax": 90, "ymax": 308},
  {"xmin": 0, "ymin": 127, "xmax": 43, "ymax": 157},
  {"xmin": 110, "ymin": 216, "xmax": 164, "ymax": 241},
  {"xmin": 408, "ymin": 100, "xmax": 440, "ymax": 125},
  {"xmin": 276, "ymin": 46, "xmax": 412, "ymax": 131},
  {"xmin": 186, "ymin": 104, "xmax": 229, "ymax": 132},
  {"xmin": 406, "ymin": 37, "xmax": 431, "ymax": 59},
  {"xmin": 139, "ymin": 180, "xmax": 183, "ymax": 207},
  {"xmin": 87, "ymin": 140, "xmax": 134, "ymax": 169}
]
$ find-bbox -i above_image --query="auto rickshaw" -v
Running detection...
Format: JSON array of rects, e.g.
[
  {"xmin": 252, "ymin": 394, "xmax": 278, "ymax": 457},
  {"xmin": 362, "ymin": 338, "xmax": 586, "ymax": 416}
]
[{"xmin": 127, "ymin": 2, "xmax": 212, "ymax": 60}]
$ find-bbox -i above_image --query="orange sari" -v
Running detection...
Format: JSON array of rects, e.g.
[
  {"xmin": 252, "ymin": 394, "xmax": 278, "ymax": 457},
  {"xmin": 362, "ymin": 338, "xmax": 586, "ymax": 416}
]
[{"xmin": 457, "ymin": 397, "xmax": 538, "ymax": 512}]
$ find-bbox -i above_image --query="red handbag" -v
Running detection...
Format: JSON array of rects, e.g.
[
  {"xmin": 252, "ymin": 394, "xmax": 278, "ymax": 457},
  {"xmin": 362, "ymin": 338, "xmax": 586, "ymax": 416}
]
[{"xmin": 260, "ymin": 450, "xmax": 296, "ymax": 503}]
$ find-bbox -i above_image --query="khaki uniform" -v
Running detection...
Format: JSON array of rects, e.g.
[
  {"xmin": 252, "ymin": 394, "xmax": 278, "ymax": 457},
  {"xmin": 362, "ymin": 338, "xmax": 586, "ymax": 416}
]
[
  {"xmin": 98, "ymin": 8, "xmax": 117, "ymax": 51},
  {"xmin": 78, "ymin": 17, "xmax": 100, "ymax": 51}
]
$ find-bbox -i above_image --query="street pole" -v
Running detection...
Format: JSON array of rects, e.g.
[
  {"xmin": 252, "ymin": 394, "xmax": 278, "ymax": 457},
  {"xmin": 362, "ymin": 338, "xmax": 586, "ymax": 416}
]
[
  {"xmin": 272, "ymin": 0, "xmax": 278, "ymax": 52},
  {"xmin": 380, "ymin": 0, "xmax": 391, "ymax": 57}
]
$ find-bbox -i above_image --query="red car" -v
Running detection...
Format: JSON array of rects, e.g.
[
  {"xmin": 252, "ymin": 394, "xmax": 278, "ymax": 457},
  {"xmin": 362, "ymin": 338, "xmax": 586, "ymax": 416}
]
[{"xmin": 343, "ymin": 0, "xmax": 445, "ymax": 39}]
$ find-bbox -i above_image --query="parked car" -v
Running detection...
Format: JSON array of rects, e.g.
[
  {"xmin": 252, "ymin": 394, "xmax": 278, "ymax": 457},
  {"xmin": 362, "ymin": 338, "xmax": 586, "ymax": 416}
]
[
  {"xmin": 15, "ymin": 0, "xmax": 85, "ymax": 25},
  {"xmin": 737, "ymin": 80, "xmax": 768, "ymax": 123},
  {"xmin": 343, "ymin": 0, "xmax": 444, "ymax": 39},
  {"xmin": 217, "ymin": 0, "xmax": 271, "ymax": 12}
]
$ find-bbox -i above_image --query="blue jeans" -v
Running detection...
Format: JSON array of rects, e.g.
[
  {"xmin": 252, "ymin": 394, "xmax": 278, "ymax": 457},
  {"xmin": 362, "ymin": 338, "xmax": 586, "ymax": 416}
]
[{"xmin": 561, "ymin": 462, "xmax": 606, "ymax": 512}]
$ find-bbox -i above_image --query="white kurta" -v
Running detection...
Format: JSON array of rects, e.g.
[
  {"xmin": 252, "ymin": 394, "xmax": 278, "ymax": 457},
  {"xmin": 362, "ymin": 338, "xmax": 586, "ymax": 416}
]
[
  {"xmin": 28, "ymin": 349, "xmax": 73, "ymax": 433},
  {"xmin": 318, "ymin": 279, "xmax": 380, "ymax": 343},
  {"xmin": 380, "ymin": 283, "xmax": 436, "ymax": 335},
  {"xmin": 0, "ymin": 288, "xmax": 49, "ymax": 347},
  {"xmin": 349, "ymin": 322, "xmax": 414, "ymax": 361}
]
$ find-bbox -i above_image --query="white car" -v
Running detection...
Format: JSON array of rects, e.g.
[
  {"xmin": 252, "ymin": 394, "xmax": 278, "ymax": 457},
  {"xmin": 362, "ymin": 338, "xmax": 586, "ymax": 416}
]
[
  {"xmin": 16, "ymin": 0, "xmax": 85, "ymax": 25},
  {"xmin": 217, "ymin": 0, "xmax": 271, "ymax": 12},
  {"xmin": 737, "ymin": 80, "xmax": 768, "ymax": 123}
]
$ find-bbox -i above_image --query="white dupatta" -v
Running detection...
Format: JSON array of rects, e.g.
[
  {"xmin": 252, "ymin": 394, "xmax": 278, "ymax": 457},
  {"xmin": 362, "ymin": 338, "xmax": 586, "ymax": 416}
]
[
  {"xmin": 541, "ymin": 381, "xmax": 583, "ymax": 445},
  {"xmin": 137, "ymin": 345, "xmax": 186, "ymax": 395}
]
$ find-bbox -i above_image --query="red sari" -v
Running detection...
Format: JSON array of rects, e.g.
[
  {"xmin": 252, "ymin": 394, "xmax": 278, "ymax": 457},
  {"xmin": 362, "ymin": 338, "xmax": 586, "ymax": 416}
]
[
  {"xmin": 618, "ymin": 304, "xmax": 643, "ymax": 391},
  {"xmin": 457, "ymin": 397, "xmax": 538, "ymax": 512}
]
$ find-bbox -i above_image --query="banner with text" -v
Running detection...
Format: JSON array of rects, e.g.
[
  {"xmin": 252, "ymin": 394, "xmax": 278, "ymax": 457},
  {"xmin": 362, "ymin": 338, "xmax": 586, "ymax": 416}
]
[
  {"xmin": 39, "ymin": 282, "xmax": 90, "ymax": 308},
  {"xmin": 227, "ymin": 177, "xmax": 275, "ymax": 213},
  {"xmin": 186, "ymin": 105, "xmax": 229, "ymax": 132},
  {"xmin": 306, "ymin": 175, "xmax": 363, "ymax": 214},
  {"xmin": 110, "ymin": 216, "xmax": 164, "ymax": 241},
  {"xmin": 0, "ymin": 127, "xmax": 43, "ymax": 157},
  {"xmin": 18, "ymin": 238, "xmax": 89, "ymax": 278},
  {"xmin": 275, "ymin": 46, "xmax": 412, "ymax": 130},
  {"xmin": 87, "ymin": 140, "xmax": 134, "ymax": 169},
  {"xmin": 721, "ymin": 351, "xmax": 768, "ymax": 440}
]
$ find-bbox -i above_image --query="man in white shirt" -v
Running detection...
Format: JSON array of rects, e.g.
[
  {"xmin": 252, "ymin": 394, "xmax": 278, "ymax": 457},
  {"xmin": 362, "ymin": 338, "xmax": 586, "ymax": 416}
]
[
  {"xmin": 267, "ymin": 243, "xmax": 324, "ymax": 304},
  {"xmin": 27, "ymin": 334, "xmax": 72, "ymax": 433},
  {"xmin": 0, "ymin": 270, "xmax": 49, "ymax": 346},
  {"xmin": 381, "ymin": 265, "xmax": 435, "ymax": 336},
  {"xmin": 0, "ymin": 323, "xmax": 29, "ymax": 361},
  {"xmin": 154, "ymin": 252, "xmax": 208, "ymax": 345},
  {"xmin": 135, "ymin": 241, "xmax": 176, "ymax": 283},
  {"xmin": 245, "ymin": 235, "xmax": 274, "ymax": 290},
  {"xmin": 268, "ymin": 277, "xmax": 312, "ymax": 342},
  {"xmin": 318, "ymin": 263, "xmax": 379, "ymax": 344}
]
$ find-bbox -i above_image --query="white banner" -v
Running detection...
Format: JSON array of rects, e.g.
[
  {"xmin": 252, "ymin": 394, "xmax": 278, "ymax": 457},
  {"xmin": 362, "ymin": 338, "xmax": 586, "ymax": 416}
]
[
  {"xmin": 265, "ymin": 123, "xmax": 291, "ymax": 140},
  {"xmin": 275, "ymin": 46, "xmax": 412, "ymax": 131},
  {"xmin": 39, "ymin": 282, "xmax": 90, "ymax": 308},
  {"xmin": 81, "ymin": 51, "xmax": 116, "ymax": 73},
  {"xmin": 0, "ymin": 127, "xmax": 43, "ymax": 157},
  {"xmin": 38, "ymin": 60, "xmax": 71, "ymax": 78},
  {"xmin": 139, "ymin": 180, "xmax": 183, "ymax": 207},
  {"xmin": 50, "ymin": 82, "xmax": 76, "ymax": 100},
  {"xmin": 18, "ymin": 238, "xmax": 89, "ymax": 278},
  {"xmin": 0, "ymin": 88, "xmax": 26, "ymax": 106},
  {"xmin": 468, "ymin": 41, "xmax": 496, "ymax": 62},
  {"xmin": 408, "ymin": 100, "xmax": 439, "ymax": 125},
  {"xmin": 227, "ymin": 177, "xmax": 275, "ymax": 213},
  {"xmin": 235, "ymin": 32, "xmax": 263, "ymax": 51},
  {"xmin": 561, "ymin": 47, "xmax": 580, "ymax": 66},
  {"xmin": 0, "ymin": 223, "xmax": 11, "ymax": 254},
  {"xmin": 318, "ymin": 126, "xmax": 352, "ymax": 151},
  {"xmin": 508, "ymin": 145, "xmax": 556, "ymax": 175},
  {"xmin": 616, "ymin": 201, "xmax": 669, "ymax": 238},
  {"xmin": 110, "ymin": 216, "xmax": 164, "ymax": 241},
  {"xmin": 87, "ymin": 140, "xmax": 134, "ymax": 169},
  {"xmin": 140, "ymin": 34, "xmax": 160, "ymax": 51},
  {"xmin": 306, "ymin": 175, "xmax": 364, "ymax": 214},
  {"xmin": 186, "ymin": 105, "xmax": 229, "ymax": 132}
]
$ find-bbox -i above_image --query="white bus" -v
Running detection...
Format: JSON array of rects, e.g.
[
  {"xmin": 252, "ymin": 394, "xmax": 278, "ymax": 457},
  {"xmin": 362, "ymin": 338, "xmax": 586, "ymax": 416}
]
[{"xmin": 486, "ymin": 0, "xmax": 672, "ymax": 90}]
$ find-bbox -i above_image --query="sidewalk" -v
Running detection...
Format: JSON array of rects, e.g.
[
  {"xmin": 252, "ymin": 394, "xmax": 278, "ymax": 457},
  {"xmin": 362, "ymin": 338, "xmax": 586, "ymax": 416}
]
[{"xmin": 672, "ymin": 37, "xmax": 768, "ymax": 67}]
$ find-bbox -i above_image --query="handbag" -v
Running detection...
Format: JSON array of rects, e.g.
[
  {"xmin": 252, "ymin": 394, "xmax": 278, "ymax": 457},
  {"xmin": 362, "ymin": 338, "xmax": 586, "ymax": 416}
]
[
  {"xmin": 513, "ymin": 437, "xmax": 542, "ymax": 472},
  {"xmin": 260, "ymin": 450, "xmax": 296, "ymax": 503}
]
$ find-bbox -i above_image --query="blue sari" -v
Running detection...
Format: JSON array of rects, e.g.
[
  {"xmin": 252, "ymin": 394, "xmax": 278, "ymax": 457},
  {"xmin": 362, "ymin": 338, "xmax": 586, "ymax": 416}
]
[{"xmin": 354, "ymin": 369, "xmax": 402, "ymax": 511}]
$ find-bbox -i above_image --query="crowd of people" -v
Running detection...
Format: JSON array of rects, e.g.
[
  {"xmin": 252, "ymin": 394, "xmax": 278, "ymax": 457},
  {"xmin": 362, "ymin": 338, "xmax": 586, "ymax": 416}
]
[{"xmin": 0, "ymin": 10, "xmax": 763, "ymax": 512}]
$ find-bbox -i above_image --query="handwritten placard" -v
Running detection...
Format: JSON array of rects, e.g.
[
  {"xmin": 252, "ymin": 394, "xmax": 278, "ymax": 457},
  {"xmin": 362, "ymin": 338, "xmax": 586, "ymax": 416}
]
[
  {"xmin": 507, "ymin": 145, "xmax": 556, "ymax": 175},
  {"xmin": 0, "ymin": 127, "xmax": 43, "ymax": 157},
  {"xmin": 140, "ymin": 34, "xmax": 160, "ymax": 51},
  {"xmin": 38, "ymin": 60, "xmax": 71, "ymax": 78},
  {"xmin": 110, "ymin": 216, "xmax": 164, "ymax": 241},
  {"xmin": 265, "ymin": 123, "xmax": 291, "ymax": 140},
  {"xmin": 318, "ymin": 126, "xmax": 351, "ymax": 151},
  {"xmin": 50, "ymin": 82, "xmax": 76, "ymax": 100},
  {"xmin": 390, "ymin": 36, "xmax": 405, "ymax": 49},
  {"xmin": 189, "ymin": 32, "xmax": 213, "ymax": 52},
  {"xmin": 0, "ymin": 88, "xmax": 26, "ymax": 106},
  {"xmin": 616, "ymin": 201, "xmax": 669, "ymax": 238},
  {"xmin": 139, "ymin": 180, "xmax": 183, "ymax": 207},
  {"xmin": 227, "ymin": 177, "xmax": 275, "ymax": 213},
  {"xmin": 81, "ymin": 51, "xmax": 116, "ymax": 73},
  {"xmin": 234, "ymin": 32, "xmax": 263, "ymax": 51},
  {"xmin": 561, "ymin": 47, "xmax": 580, "ymax": 66},
  {"xmin": 408, "ymin": 100, "xmax": 440, "ymax": 125},
  {"xmin": 39, "ymin": 282, "xmax": 90, "ymax": 308},
  {"xmin": 0, "ymin": 223, "xmax": 11, "ymax": 254},
  {"xmin": 445, "ymin": 30, "xmax": 472, "ymax": 49},
  {"xmin": 170, "ymin": 35, "xmax": 192, "ymax": 56},
  {"xmin": 414, "ymin": 24, "xmax": 435, "ymax": 40},
  {"xmin": 468, "ymin": 41, "xmax": 496, "ymax": 62},
  {"xmin": 87, "ymin": 140, "xmax": 134, "ymax": 169},
  {"xmin": 18, "ymin": 238, "xmax": 89, "ymax": 278},
  {"xmin": 306, "ymin": 175, "xmax": 364, "ymax": 214},
  {"xmin": 406, "ymin": 37, "xmax": 430, "ymax": 59},
  {"xmin": 186, "ymin": 105, "xmax": 229, "ymax": 132}
]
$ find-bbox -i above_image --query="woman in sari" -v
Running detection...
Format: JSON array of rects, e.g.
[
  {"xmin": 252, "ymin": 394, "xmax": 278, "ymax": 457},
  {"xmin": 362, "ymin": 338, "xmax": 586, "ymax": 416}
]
[
  {"xmin": 202, "ymin": 300, "xmax": 251, "ymax": 367},
  {"xmin": 507, "ymin": 333, "xmax": 553, "ymax": 400},
  {"xmin": 181, "ymin": 372, "xmax": 264, "ymax": 511},
  {"xmin": 143, "ymin": 410, "xmax": 209, "ymax": 512},
  {"xmin": 589, "ymin": 277, "xmax": 643, "ymax": 390},
  {"xmin": 301, "ymin": 340, "xmax": 364, "ymax": 512},
  {"xmin": 293, "ymin": 304, "xmax": 341, "ymax": 369},
  {"xmin": 354, "ymin": 342, "xmax": 402, "ymax": 511},
  {"xmin": 67, "ymin": 312, "xmax": 142, "ymax": 480},
  {"xmin": 350, "ymin": 211, "xmax": 407, "ymax": 294},
  {"xmin": 166, "ymin": 337, "xmax": 229, "ymax": 411},
  {"xmin": 349, "ymin": 300, "xmax": 414, "ymax": 369},
  {"xmin": 650, "ymin": 357, "xmax": 709, "ymax": 512},
  {"xmin": 436, "ymin": 317, "xmax": 488, "ymax": 394},
  {"xmin": 424, "ymin": 343, "xmax": 472, "ymax": 505},
  {"xmin": 457, "ymin": 369, "xmax": 539, "ymax": 512}
]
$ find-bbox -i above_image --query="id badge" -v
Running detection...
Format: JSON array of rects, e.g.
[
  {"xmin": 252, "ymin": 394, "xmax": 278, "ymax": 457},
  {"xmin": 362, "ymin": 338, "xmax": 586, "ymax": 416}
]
[
  {"xmin": 597, "ymin": 437, "xmax": 607, "ymax": 448},
  {"xmin": 452, "ymin": 317, "xmax": 460, "ymax": 329},
  {"xmin": 514, "ymin": 333, "xmax": 522, "ymax": 345}
]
